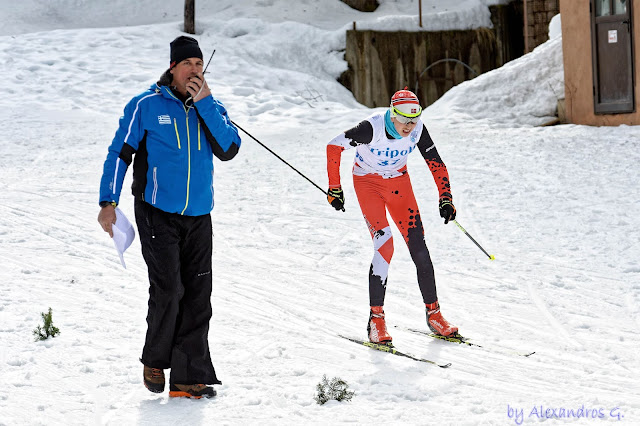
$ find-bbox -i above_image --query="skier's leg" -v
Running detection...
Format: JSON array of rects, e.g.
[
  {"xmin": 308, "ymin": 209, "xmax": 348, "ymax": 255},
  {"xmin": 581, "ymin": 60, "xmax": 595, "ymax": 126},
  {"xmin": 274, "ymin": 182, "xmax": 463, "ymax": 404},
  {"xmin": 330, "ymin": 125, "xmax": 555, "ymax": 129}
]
[
  {"xmin": 384, "ymin": 173, "xmax": 438, "ymax": 304},
  {"xmin": 354, "ymin": 174, "xmax": 394, "ymax": 343},
  {"xmin": 353, "ymin": 174, "xmax": 394, "ymax": 306},
  {"xmin": 385, "ymin": 174, "xmax": 458, "ymax": 336}
]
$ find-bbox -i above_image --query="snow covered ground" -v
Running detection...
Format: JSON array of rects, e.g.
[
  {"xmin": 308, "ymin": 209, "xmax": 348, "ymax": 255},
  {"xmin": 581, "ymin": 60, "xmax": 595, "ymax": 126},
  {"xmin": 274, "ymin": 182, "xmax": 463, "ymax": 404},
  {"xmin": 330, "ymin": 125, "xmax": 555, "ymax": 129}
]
[{"xmin": 1, "ymin": 1, "xmax": 639, "ymax": 425}]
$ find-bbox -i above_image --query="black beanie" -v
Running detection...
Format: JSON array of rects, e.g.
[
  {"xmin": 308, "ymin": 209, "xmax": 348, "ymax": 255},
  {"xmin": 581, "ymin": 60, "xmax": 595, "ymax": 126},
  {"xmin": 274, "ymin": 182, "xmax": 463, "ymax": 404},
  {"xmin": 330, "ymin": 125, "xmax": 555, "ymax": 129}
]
[{"xmin": 170, "ymin": 36, "xmax": 203, "ymax": 68}]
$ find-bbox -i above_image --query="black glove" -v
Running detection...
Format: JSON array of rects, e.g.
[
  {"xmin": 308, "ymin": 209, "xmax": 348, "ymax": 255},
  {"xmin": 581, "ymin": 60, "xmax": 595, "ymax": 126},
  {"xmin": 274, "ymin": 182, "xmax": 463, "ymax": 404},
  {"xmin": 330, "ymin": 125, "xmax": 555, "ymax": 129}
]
[
  {"xmin": 327, "ymin": 187, "xmax": 345, "ymax": 211},
  {"xmin": 439, "ymin": 198, "xmax": 456, "ymax": 224}
]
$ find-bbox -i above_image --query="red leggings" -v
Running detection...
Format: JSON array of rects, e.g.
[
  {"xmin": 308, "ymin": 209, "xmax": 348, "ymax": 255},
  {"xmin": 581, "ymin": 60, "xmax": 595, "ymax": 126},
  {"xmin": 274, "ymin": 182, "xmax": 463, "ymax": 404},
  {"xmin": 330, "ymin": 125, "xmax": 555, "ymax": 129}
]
[{"xmin": 353, "ymin": 172, "xmax": 438, "ymax": 306}]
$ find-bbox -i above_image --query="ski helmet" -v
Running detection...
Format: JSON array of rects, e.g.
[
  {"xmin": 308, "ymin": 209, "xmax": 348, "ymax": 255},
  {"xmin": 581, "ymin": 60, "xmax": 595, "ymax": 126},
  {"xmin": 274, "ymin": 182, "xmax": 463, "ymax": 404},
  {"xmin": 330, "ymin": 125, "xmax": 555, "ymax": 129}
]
[{"xmin": 390, "ymin": 87, "xmax": 422, "ymax": 118}]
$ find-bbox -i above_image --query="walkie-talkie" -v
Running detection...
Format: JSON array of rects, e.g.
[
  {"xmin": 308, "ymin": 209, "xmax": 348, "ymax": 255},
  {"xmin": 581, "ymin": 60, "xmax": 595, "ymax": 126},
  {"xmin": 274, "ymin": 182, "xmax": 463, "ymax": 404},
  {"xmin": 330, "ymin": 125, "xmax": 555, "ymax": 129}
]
[{"xmin": 185, "ymin": 49, "xmax": 216, "ymax": 108}]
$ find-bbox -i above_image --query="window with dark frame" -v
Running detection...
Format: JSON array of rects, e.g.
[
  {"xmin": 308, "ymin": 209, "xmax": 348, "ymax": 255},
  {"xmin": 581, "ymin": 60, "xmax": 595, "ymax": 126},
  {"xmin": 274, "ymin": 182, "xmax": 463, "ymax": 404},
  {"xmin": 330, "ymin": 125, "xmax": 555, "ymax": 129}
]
[{"xmin": 591, "ymin": 0, "xmax": 635, "ymax": 114}]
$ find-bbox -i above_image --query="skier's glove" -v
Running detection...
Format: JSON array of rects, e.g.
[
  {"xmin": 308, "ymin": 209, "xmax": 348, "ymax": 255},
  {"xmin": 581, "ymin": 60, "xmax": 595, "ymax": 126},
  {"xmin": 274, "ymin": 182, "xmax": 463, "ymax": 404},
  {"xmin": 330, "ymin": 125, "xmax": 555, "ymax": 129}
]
[
  {"xmin": 327, "ymin": 187, "xmax": 345, "ymax": 211},
  {"xmin": 439, "ymin": 198, "xmax": 456, "ymax": 224}
]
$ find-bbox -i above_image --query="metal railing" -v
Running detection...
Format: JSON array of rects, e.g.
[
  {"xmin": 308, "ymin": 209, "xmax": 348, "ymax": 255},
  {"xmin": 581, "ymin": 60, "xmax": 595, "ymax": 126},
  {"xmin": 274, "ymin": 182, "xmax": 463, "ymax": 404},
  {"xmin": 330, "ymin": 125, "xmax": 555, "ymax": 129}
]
[{"xmin": 414, "ymin": 58, "xmax": 479, "ymax": 94}]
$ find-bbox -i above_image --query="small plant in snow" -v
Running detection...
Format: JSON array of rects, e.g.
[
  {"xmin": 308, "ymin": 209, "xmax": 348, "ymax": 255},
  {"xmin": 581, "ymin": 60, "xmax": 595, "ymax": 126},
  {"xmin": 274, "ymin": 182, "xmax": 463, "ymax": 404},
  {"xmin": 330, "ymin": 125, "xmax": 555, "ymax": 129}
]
[
  {"xmin": 314, "ymin": 375, "xmax": 355, "ymax": 405},
  {"xmin": 33, "ymin": 307, "xmax": 60, "ymax": 341}
]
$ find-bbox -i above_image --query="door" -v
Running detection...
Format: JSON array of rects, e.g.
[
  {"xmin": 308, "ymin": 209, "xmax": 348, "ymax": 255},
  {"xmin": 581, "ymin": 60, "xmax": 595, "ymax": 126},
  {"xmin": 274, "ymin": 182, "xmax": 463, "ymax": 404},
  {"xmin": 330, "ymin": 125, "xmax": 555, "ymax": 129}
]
[{"xmin": 591, "ymin": 0, "xmax": 635, "ymax": 114}]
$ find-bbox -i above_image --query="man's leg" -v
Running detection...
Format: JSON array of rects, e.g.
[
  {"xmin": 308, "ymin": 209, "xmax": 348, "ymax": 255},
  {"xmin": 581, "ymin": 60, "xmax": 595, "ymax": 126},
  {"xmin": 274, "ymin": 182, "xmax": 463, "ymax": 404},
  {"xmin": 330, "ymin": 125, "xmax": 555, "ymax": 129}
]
[
  {"xmin": 135, "ymin": 199, "xmax": 183, "ymax": 369},
  {"xmin": 169, "ymin": 213, "xmax": 220, "ymax": 386}
]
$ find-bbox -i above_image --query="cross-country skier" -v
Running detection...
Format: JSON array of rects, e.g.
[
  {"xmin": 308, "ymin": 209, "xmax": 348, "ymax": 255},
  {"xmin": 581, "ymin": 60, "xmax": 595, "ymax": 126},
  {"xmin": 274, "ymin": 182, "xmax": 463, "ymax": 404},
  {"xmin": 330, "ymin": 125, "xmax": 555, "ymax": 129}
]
[{"xmin": 326, "ymin": 88, "xmax": 458, "ymax": 344}]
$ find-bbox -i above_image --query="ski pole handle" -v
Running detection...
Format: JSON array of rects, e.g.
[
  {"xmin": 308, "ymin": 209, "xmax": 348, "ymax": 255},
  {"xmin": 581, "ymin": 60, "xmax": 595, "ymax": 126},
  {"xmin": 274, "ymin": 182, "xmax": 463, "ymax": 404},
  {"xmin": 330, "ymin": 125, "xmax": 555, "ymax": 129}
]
[{"xmin": 453, "ymin": 220, "xmax": 495, "ymax": 260}]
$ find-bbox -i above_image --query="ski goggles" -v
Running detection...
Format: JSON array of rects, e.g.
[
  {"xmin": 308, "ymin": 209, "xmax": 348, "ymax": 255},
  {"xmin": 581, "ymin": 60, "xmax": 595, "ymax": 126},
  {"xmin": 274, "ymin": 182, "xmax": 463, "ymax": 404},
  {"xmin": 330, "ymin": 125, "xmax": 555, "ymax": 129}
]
[{"xmin": 391, "ymin": 106, "xmax": 422, "ymax": 124}]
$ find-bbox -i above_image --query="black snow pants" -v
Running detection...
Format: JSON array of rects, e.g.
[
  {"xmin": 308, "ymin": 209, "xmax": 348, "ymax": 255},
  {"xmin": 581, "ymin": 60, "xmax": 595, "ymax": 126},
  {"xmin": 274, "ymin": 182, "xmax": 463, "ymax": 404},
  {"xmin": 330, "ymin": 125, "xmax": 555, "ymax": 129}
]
[{"xmin": 134, "ymin": 198, "xmax": 220, "ymax": 385}]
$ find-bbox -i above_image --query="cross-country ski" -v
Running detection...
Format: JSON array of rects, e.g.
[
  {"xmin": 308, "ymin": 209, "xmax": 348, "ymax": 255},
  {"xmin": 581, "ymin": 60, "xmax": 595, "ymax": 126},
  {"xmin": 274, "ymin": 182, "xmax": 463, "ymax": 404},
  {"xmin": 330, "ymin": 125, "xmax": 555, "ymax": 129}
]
[
  {"xmin": 398, "ymin": 327, "xmax": 536, "ymax": 357},
  {"xmin": 339, "ymin": 335, "xmax": 452, "ymax": 368}
]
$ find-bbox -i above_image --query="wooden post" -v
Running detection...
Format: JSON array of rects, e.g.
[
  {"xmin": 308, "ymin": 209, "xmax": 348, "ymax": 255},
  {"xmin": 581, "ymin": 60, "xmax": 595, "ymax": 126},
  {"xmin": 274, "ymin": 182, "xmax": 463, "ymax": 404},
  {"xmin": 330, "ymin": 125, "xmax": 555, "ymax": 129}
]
[
  {"xmin": 419, "ymin": 0, "xmax": 423, "ymax": 27},
  {"xmin": 184, "ymin": 0, "xmax": 195, "ymax": 34},
  {"xmin": 523, "ymin": 0, "xmax": 529, "ymax": 53}
]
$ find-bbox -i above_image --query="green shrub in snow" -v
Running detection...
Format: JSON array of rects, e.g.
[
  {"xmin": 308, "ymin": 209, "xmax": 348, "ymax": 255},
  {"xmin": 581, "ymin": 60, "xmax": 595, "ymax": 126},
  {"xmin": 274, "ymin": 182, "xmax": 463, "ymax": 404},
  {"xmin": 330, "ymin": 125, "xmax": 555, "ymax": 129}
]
[
  {"xmin": 315, "ymin": 375, "xmax": 355, "ymax": 405},
  {"xmin": 33, "ymin": 307, "xmax": 60, "ymax": 341}
]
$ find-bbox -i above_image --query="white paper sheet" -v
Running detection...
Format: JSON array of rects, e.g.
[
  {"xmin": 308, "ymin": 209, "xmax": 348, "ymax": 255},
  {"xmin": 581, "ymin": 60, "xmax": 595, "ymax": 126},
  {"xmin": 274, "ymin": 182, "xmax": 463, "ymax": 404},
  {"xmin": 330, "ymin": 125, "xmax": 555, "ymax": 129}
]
[{"xmin": 112, "ymin": 207, "xmax": 135, "ymax": 268}]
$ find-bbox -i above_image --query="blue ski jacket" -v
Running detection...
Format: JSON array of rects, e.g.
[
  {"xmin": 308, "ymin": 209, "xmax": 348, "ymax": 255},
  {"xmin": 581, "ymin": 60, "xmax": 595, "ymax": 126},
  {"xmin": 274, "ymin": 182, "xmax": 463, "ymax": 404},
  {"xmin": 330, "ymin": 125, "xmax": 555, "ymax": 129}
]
[{"xmin": 99, "ymin": 83, "xmax": 241, "ymax": 216}]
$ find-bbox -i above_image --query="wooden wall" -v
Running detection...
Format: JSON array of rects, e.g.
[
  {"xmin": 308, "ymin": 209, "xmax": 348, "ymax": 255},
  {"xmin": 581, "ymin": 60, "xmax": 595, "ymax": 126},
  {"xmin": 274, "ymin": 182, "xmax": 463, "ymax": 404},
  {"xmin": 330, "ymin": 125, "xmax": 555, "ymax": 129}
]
[
  {"xmin": 339, "ymin": 4, "xmax": 525, "ymax": 108},
  {"xmin": 525, "ymin": 0, "xmax": 560, "ymax": 52}
]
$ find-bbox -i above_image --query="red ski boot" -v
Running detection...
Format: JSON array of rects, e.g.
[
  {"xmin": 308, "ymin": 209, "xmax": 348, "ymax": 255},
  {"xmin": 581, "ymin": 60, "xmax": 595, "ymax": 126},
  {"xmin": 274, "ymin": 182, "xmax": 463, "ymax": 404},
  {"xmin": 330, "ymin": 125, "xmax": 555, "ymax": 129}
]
[
  {"xmin": 426, "ymin": 301, "xmax": 458, "ymax": 337},
  {"xmin": 368, "ymin": 306, "xmax": 392, "ymax": 344}
]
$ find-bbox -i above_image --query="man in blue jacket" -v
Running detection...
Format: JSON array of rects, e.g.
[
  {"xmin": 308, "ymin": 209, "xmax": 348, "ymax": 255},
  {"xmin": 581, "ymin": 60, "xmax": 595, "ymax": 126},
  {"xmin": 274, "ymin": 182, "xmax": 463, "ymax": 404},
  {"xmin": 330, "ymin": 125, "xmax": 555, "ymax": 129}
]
[{"xmin": 97, "ymin": 36, "xmax": 241, "ymax": 399}]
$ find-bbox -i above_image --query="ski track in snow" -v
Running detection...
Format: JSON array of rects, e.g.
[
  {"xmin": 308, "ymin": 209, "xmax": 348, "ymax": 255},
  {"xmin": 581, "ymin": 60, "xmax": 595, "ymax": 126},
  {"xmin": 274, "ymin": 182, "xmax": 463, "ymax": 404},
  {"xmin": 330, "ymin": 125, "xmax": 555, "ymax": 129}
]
[{"xmin": 1, "ymin": 2, "xmax": 640, "ymax": 425}]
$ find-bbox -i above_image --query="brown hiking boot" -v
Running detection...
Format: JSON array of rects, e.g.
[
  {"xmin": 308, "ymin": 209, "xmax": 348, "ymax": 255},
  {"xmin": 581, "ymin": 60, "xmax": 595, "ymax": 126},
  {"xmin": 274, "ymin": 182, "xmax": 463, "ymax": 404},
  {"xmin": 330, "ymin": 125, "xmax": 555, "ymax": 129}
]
[
  {"xmin": 169, "ymin": 383, "xmax": 216, "ymax": 399},
  {"xmin": 143, "ymin": 365, "xmax": 165, "ymax": 393}
]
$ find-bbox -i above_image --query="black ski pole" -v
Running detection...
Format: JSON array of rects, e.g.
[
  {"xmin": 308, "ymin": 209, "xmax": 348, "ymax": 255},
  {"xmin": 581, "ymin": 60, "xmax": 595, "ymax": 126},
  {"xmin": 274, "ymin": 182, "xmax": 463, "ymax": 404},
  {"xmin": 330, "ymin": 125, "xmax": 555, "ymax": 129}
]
[
  {"xmin": 453, "ymin": 220, "xmax": 495, "ymax": 260},
  {"xmin": 231, "ymin": 121, "xmax": 345, "ymax": 212}
]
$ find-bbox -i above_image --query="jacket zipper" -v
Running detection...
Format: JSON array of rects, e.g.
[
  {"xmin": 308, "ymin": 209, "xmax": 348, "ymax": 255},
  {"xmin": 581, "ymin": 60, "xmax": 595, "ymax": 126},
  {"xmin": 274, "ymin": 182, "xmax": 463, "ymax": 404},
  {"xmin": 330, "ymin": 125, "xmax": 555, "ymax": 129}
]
[
  {"xmin": 152, "ymin": 167, "xmax": 158, "ymax": 205},
  {"xmin": 164, "ymin": 88, "xmax": 194, "ymax": 215},
  {"xmin": 181, "ymin": 112, "xmax": 192, "ymax": 215}
]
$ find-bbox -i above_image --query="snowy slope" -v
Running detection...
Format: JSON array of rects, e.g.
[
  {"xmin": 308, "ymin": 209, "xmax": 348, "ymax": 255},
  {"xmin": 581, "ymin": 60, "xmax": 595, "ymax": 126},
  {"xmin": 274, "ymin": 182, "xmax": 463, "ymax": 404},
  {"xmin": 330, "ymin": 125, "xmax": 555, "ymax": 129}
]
[
  {"xmin": 1, "ymin": 1, "xmax": 639, "ymax": 425},
  {"xmin": 1, "ymin": 0, "xmax": 517, "ymax": 37}
]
